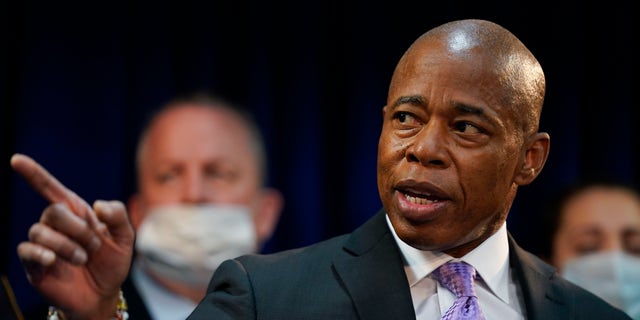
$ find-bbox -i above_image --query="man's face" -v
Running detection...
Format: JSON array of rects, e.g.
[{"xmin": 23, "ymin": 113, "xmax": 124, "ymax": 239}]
[
  {"xmin": 552, "ymin": 187, "xmax": 640, "ymax": 270},
  {"xmin": 377, "ymin": 41, "xmax": 527, "ymax": 257},
  {"xmin": 137, "ymin": 105, "xmax": 262, "ymax": 215}
]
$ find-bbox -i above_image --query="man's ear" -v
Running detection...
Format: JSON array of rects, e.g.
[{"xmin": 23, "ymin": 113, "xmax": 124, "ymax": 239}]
[
  {"xmin": 253, "ymin": 188, "xmax": 284, "ymax": 246},
  {"xmin": 514, "ymin": 132, "xmax": 550, "ymax": 186}
]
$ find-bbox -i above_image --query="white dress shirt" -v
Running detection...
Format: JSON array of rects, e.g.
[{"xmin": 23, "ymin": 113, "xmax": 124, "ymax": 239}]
[
  {"xmin": 131, "ymin": 260, "xmax": 198, "ymax": 320},
  {"xmin": 386, "ymin": 215, "xmax": 526, "ymax": 319}
]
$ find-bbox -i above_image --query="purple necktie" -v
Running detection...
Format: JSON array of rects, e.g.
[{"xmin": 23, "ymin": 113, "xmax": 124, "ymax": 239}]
[{"xmin": 432, "ymin": 261, "xmax": 485, "ymax": 320}]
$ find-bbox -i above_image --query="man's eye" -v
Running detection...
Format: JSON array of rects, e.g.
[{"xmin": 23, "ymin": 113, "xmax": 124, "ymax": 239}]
[
  {"xmin": 454, "ymin": 121, "xmax": 480, "ymax": 134},
  {"xmin": 394, "ymin": 112, "xmax": 417, "ymax": 124},
  {"xmin": 623, "ymin": 231, "xmax": 640, "ymax": 255},
  {"xmin": 574, "ymin": 242, "xmax": 600, "ymax": 255},
  {"xmin": 205, "ymin": 167, "xmax": 236, "ymax": 181},
  {"xmin": 157, "ymin": 172, "xmax": 177, "ymax": 183}
]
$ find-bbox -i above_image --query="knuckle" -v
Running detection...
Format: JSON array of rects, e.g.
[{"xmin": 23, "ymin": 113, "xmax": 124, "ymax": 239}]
[{"xmin": 28, "ymin": 224, "xmax": 45, "ymax": 242}]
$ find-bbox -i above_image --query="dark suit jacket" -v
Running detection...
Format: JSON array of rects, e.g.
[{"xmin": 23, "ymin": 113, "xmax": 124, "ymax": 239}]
[
  {"xmin": 121, "ymin": 272, "xmax": 153, "ymax": 320},
  {"xmin": 188, "ymin": 209, "xmax": 631, "ymax": 320}
]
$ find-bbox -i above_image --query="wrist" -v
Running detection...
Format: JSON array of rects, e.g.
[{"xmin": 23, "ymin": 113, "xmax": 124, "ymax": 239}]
[{"xmin": 47, "ymin": 289, "xmax": 128, "ymax": 320}]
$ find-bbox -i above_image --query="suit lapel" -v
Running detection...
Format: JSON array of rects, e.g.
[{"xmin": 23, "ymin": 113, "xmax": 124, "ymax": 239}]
[
  {"xmin": 332, "ymin": 212, "xmax": 575, "ymax": 320},
  {"xmin": 508, "ymin": 234, "xmax": 572, "ymax": 320},
  {"xmin": 333, "ymin": 210, "xmax": 416, "ymax": 320}
]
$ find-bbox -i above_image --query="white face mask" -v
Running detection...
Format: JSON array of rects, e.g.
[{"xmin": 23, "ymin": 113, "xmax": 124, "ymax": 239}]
[
  {"xmin": 135, "ymin": 204, "xmax": 257, "ymax": 287},
  {"xmin": 561, "ymin": 251, "xmax": 640, "ymax": 319}
]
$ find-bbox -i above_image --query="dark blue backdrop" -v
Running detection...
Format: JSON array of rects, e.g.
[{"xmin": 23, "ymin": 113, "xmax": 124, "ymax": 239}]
[{"xmin": 2, "ymin": 0, "xmax": 638, "ymax": 313}]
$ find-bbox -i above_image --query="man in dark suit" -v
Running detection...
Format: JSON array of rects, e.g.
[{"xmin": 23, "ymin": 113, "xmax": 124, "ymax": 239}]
[{"xmin": 11, "ymin": 19, "xmax": 631, "ymax": 319}]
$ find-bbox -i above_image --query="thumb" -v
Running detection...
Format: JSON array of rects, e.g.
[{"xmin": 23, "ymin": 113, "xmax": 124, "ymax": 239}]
[{"xmin": 92, "ymin": 200, "xmax": 135, "ymax": 249}]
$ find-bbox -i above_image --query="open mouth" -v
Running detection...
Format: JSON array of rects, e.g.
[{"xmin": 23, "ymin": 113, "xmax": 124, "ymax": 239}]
[{"xmin": 403, "ymin": 191, "xmax": 443, "ymax": 205}]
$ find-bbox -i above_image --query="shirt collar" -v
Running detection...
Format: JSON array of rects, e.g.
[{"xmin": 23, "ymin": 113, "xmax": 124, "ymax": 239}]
[
  {"xmin": 386, "ymin": 214, "xmax": 512, "ymax": 303},
  {"xmin": 131, "ymin": 259, "xmax": 197, "ymax": 319}
]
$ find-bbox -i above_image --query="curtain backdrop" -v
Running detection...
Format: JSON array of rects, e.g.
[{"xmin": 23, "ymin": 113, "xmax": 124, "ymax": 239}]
[{"xmin": 2, "ymin": 0, "xmax": 637, "ymax": 312}]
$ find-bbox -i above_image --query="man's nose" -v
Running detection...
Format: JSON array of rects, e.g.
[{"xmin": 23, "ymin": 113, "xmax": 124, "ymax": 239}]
[
  {"xmin": 404, "ymin": 121, "xmax": 450, "ymax": 168},
  {"xmin": 182, "ymin": 172, "xmax": 209, "ymax": 203}
]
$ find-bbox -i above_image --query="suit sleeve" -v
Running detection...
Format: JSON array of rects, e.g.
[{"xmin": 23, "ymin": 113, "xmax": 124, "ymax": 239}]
[{"xmin": 186, "ymin": 259, "xmax": 256, "ymax": 320}]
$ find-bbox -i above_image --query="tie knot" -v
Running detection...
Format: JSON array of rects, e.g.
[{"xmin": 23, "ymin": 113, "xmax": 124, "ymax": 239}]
[{"xmin": 432, "ymin": 261, "xmax": 477, "ymax": 298}]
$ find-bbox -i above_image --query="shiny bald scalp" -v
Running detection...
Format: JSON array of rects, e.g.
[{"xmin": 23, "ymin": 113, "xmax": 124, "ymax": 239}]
[{"xmin": 390, "ymin": 19, "xmax": 545, "ymax": 135}]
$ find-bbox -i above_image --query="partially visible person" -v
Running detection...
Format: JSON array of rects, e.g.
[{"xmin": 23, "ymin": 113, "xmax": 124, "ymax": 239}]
[
  {"xmin": 10, "ymin": 19, "xmax": 632, "ymax": 319},
  {"xmin": 542, "ymin": 181, "xmax": 640, "ymax": 319},
  {"xmin": 15, "ymin": 93, "xmax": 285, "ymax": 320}
]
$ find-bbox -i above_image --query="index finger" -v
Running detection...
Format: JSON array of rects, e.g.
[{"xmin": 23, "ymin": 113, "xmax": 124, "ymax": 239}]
[{"xmin": 10, "ymin": 153, "xmax": 100, "ymax": 227}]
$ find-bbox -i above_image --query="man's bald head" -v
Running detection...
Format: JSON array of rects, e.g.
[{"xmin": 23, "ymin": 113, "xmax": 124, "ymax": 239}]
[{"xmin": 390, "ymin": 19, "xmax": 545, "ymax": 135}]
